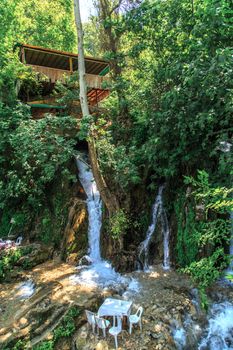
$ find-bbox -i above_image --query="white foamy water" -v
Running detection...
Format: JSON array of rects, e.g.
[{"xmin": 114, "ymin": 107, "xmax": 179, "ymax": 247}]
[
  {"xmin": 17, "ymin": 280, "xmax": 35, "ymax": 299},
  {"xmin": 161, "ymin": 209, "xmax": 170, "ymax": 270},
  {"xmin": 198, "ymin": 302, "xmax": 233, "ymax": 350},
  {"xmin": 172, "ymin": 312, "xmax": 202, "ymax": 350},
  {"xmin": 70, "ymin": 261, "xmax": 128, "ymax": 289},
  {"xmin": 72, "ymin": 156, "xmax": 139, "ymax": 292},
  {"xmin": 76, "ymin": 157, "xmax": 102, "ymax": 262},
  {"xmin": 172, "ymin": 326, "xmax": 186, "ymax": 350},
  {"xmin": 138, "ymin": 185, "xmax": 170, "ymax": 270}
]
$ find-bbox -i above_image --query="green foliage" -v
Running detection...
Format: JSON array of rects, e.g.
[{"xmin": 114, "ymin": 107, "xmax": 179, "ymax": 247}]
[
  {"xmin": 0, "ymin": 102, "xmax": 76, "ymax": 240},
  {"xmin": 53, "ymin": 306, "xmax": 80, "ymax": 341},
  {"xmin": 96, "ymin": 130, "xmax": 141, "ymax": 190},
  {"xmin": 198, "ymin": 219, "xmax": 230, "ymax": 248},
  {"xmin": 78, "ymin": 114, "xmax": 94, "ymax": 140},
  {"xmin": 0, "ymin": 246, "xmax": 33, "ymax": 281},
  {"xmin": 185, "ymin": 170, "xmax": 233, "ymax": 213},
  {"xmin": 0, "ymin": 248, "xmax": 22, "ymax": 280},
  {"xmin": 175, "ymin": 197, "xmax": 199, "ymax": 267},
  {"xmin": 12, "ymin": 340, "xmax": 28, "ymax": 350},
  {"xmin": 109, "ymin": 209, "xmax": 130, "ymax": 240},
  {"xmin": 33, "ymin": 341, "xmax": 54, "ymax": 350},
  {"xmin": 183, "ymin": 248, "xmax": 229, "ymax": 289},
  {"xmin": 98, "ymin": 0, "xmax": 233, "ymax": 185},
  {"xmin": 33, "ymin": 307, "xmax": 80, "ymax": 350},
  {"xmin": 37, "ymin": 188, "xmax": 70, "ymax": 247},
  {"xmin": 183, "ymin": 248, "xmax": 229, "ymax": 309},
  {"xmin": 179, "ymin": 171, "xmax": 232, "ymax": 306},
  {"xmin": 0, "ymin": 0, "xmax": 76, "ymax": 53}
]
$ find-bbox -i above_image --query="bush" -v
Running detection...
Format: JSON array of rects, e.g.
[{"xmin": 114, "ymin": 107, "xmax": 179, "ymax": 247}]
[
  {"xmin": 109, "ymin": 209, "xmax": 130, "ymax": 240},
  {"xmin": 180, "ymin": 170, "xmax": 233, "ymax": 307}
]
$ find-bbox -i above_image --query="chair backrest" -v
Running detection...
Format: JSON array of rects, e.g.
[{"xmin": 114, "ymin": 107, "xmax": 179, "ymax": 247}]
[
  {"xmin": 15, "ymin": 236, "xmax": 23, "ymax": 245},
  {"xmin": 85, "ymin": 310, "xmax": 95, "ymax": 325},
  {"xmin": 136, "ymin": 306, "xmax": 143, "ymax": 319},
  {"xmin": 95, "ymin": 316, "xmax": 108, "ymax": 329}
]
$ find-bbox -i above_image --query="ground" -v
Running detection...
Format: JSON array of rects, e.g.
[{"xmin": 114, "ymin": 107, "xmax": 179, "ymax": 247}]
[{"xmin": 0, "ymin": 259, "xmax": 209, "ymax": 350}]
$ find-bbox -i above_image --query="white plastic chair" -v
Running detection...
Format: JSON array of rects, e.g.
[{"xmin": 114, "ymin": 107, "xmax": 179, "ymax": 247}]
[
  {"xmin": 85, "ymin": 310, "xmax": 96, "ymax": 333},
  {"xmin": 95, "ymin": 316, "xmax": 110, "ymax": 338},
  {"xmin": 129, "ymin": 306, "xmax": 143, "ymax": 334},
  {"xmin": 109, "ymin": 316, "xmax": 122, "ymax": 349},
  {"xmin": 15, "ymin": 236, "xmax": 23, "ymax": 246}
]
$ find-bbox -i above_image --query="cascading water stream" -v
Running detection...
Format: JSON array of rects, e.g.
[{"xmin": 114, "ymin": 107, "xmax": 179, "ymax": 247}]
[
  {"xmin": 138, "ymin": 186, "xmax": 164, "ymax": 270},
  {"xmin": 76, "ymin": 158, "xmax": 102, "ymax": 263},
  {"xmin": 161, "ymin": 209, "xmax": 170, "ymax": 270},
  {"xmin": 70, "ymin": 155, "xmax": 139, "ymax": 293},
  {"xmin": 138, "ymin": 185, "xmax": 170, "ymax": 271},
  {"xmin": 198, "ymin": 302, "xmax": 233, "ymax": 350}
]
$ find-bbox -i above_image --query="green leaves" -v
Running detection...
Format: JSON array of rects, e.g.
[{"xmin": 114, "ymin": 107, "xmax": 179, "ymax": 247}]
[
  {"xmin": 185, "ymin": 170, "xmax": 233, "ymax": 213},
  {"xmin": 0, "ymin": 104, "xmax": 76, "ymax": 235},
  {"xmin": 179, "ymin": 171, "xmax": 232, "ymax": 306},
  {"xmin": 109, "ymin": 209, "xmax": 130, "ymax": 240}
]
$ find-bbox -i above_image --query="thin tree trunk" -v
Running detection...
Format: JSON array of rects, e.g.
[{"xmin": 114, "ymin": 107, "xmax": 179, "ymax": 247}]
[{"xmin": 73, "ymin": 0, "xmax": 119, "ymax": 216}]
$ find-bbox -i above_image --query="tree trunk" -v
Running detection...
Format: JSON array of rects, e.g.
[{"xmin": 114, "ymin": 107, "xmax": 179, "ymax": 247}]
[{"xmin": 73, "ymin": 0, "xmax": 119, "ymax": 216}]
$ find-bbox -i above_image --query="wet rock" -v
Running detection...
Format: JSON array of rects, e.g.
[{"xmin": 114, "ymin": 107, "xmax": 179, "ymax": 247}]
[
  {"xmin": 19, "ymin": 318, "xmax": 29, "ymax": 329},
  {"xmin": 108, "ymin": 249, "xmax": 138, "ymax": 273},
  {"xmin": 79, "ymin": 255, "xmax": 93, "ymax": 266},
  {"xmin": 16, "ymin": 243, "xmax": 54, "ymax": 268},
  {"xmin": 96, "ymin": 340, "xmax": 109, "ymax": 350},
  {"xmin": 61, "ymin": 198, "xmax": 88, "ymax": 262}
]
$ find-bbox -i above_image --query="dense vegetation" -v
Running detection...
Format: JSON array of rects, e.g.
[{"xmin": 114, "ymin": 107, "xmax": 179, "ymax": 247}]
[{"xmin": 0, "ymin": 0, "xmax": 232, "ymax": 301}]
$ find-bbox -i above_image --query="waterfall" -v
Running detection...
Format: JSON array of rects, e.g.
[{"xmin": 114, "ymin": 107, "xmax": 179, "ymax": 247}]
[
  {"xmin": 138, "ymin": 186, "xmax": 164, "ymax": 270},
  {"xmin": 76, "ymin": 157, "xmax": 102, "ymax": 262},
  {"xmin": 161, "ymin": 209, "xmax": 170, "ymax": 270},
  {"xmin": 138, "ymin": 185, "xmax": 170, "ymax": 271},
  {"xmin": 71, "ymin": 155, "xmax": 139, "ymax": 291}
]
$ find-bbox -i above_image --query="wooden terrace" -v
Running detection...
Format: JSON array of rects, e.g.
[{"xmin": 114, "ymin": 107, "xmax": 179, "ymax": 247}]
[{"xmin": 19, "ymin": 44, "xmax": 110, "ymax": 108}]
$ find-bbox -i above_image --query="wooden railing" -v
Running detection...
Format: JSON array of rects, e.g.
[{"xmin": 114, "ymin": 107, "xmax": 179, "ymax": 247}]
[{"xmin": 27, "ymin": 64, "xmax": 110, "ymax": 89}]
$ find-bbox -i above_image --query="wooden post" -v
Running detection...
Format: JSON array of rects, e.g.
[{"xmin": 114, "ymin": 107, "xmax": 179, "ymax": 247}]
[
  {"xmin": 21, "ymin": 47, "xmax": 26, "ymax": 63},
  {"xmin": 69, "ymin": 57, "xmax": 73, "ymax": 73},
  {"xmin": 96, "ymin": 89, "xmax": 98, "ymax": 106}
]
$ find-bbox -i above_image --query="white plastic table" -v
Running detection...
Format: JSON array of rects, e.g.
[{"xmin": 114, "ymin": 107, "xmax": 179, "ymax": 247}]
[{"xmin": 98, "ymin": 298, "xmax": 133, "ymax": 318}]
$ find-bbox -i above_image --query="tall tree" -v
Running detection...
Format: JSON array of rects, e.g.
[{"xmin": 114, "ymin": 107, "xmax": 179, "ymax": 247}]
[{"xmin": 73, "ymin": 0, "xmax": 119, "ymax": 216}]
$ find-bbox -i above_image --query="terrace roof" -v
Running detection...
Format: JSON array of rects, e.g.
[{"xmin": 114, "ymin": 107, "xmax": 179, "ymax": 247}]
[{"xmin": 18, "ymin": 43, "xmax": 110, "ymax": 76}]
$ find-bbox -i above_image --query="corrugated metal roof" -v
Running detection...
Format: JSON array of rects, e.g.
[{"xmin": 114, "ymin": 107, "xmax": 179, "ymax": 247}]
[{"xmin": 20, "ymin": 43, "xmax": 109, "ymax": 75}]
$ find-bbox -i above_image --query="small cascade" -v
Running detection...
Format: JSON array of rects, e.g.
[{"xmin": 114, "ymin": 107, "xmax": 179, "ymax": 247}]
[
  {"xmin": 172, "ymin": 325, "xmax": 187, "ymax": 350},
  {"xmin": 138, "ymin": 185, "xmax": 170, "ymax": 270},
  {"xmin": 161, "ymin": 209, "xmax": 170, "ymax": 270},
  {"xmin": 17, "ymin": 280, "xmax": 35, "ymax": 299},
  {"xmin": 198, "ymin": 302, "xmax": 233, "ymax": 350}
]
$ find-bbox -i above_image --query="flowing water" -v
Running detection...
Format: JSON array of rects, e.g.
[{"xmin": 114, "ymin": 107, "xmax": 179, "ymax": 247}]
[
  {"xmin": 198, "ymin": 302, "xmax": 233, "ymax": 350},
  {"xmin": 172, "ymin": 289, "xmax": 233, "ymax": 350},
  {"xmin": 76, "ymin": 157, "xmax": 102, "ymax": 262},
  {"xmin": 161, "ymin": 209, "xmax": 170, "ymax": 270},
  {"xmin": 71, "ymin": 156, "xmax": 139, "ymax": 291},
  {"xmin": 138, "ymin": 185, "xmax": 170, "ymax": 270},
  {"xmin": 16, "ymin": 280, "xmax": 35, "ymax": 299}
]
